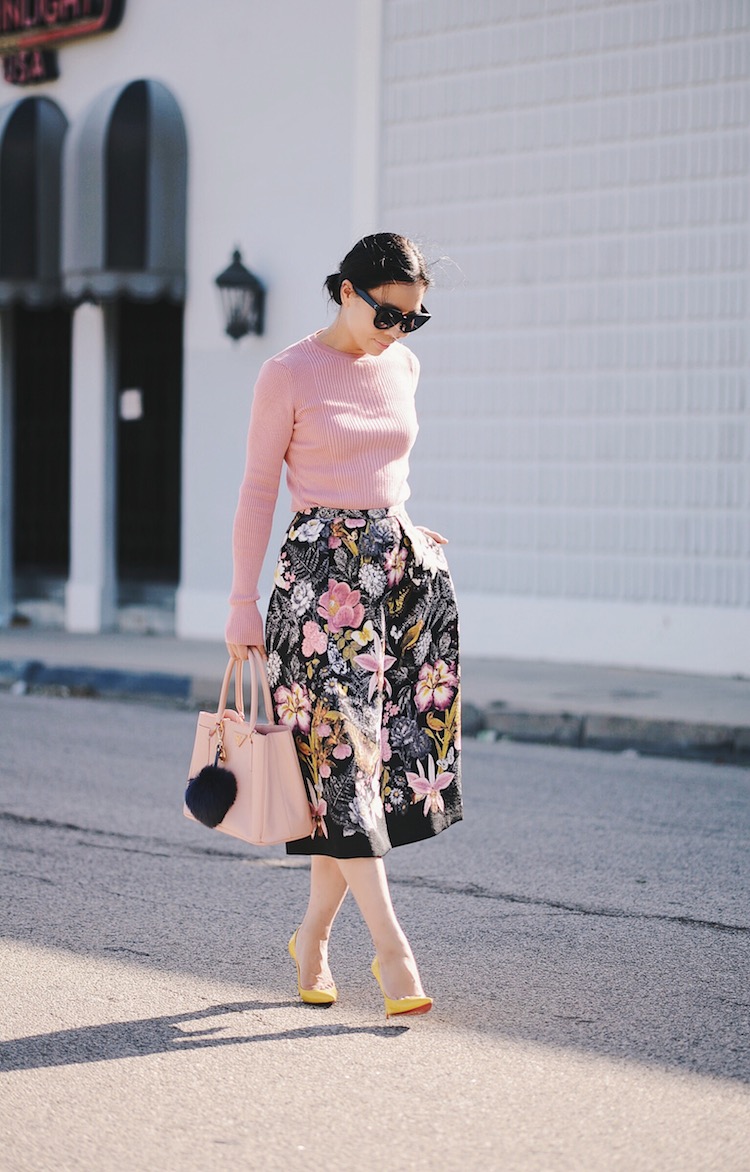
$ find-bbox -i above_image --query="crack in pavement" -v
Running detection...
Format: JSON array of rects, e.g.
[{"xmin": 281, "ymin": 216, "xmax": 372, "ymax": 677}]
[
  {"xmin": 390, "ymin": 874, "xmax": 750, "ymax": 936},
  {"xmin": 76, "ymin": 840, "xmax": 175, "ymax": 859},
  {"xmin": 0, "ymin": 809, "xmax": 255, "ymax": 863},
  {"xmin": 3, "ymin": 808, "xmax": 749, "ymax": 938},
  {"xmin": 0, "ymin": 867, "xmax": 55, "ymax": 886}
]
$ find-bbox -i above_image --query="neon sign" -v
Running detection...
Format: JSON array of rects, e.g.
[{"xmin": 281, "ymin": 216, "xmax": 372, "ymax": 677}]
[{"xmin": 1, "ymin": 0, "xmax": 126, "ymax": 86}]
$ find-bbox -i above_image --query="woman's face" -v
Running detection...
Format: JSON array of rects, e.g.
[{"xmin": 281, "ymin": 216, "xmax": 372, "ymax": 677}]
[{"xmin": 338, "ymin": 279, "xmax": 427, "ymax": 356}]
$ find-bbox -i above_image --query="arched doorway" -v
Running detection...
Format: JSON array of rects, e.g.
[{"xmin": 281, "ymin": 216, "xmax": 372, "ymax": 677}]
[
  {"xmin": 0, "ymin": 95, "xmax": 69, "ymax": 625},
  {"xmin": 62, "ymin": 79, "xmax": 187, "ymax": 630}
]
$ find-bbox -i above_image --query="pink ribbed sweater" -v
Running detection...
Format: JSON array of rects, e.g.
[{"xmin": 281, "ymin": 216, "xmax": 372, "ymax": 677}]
[{"xmin": 226, "ymin": 332, "xmax": 420, "ymax": 647}]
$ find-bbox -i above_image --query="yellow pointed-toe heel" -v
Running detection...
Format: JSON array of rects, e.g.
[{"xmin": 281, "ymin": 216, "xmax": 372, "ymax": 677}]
[
  {"xmin": 288, "ymin": 930, "xmax": 337, "ymax": 1006},
  {"xmin": 371, "ymin": 956, "xmax": 433, "ymax": 1019}
]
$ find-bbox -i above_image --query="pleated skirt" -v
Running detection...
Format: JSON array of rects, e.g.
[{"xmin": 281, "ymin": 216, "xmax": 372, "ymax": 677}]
[{"xmin": 265, "ymin": 507, "xmax": 463, "ymax": 858}]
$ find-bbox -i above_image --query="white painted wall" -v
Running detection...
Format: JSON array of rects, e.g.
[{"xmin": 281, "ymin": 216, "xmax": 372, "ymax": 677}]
[
  {"xmin": 380, "ymin": 0, "xmax": 750, "ymax": 674},
  {"xmin": 174, "ymin": 0, "xmax": 386, "ymax": 638}
]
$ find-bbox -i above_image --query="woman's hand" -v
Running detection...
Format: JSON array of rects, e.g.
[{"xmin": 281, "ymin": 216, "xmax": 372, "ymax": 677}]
[
  {"xmin": 226, "ymin": 643, "xmax": 268, "ymax": 661},
  {"xmin": 226, "ymin": 642, "xmax": 249, "ymax": 660},
  {"xmin": 416, "ymin": 525, "xmax": 448, "ymax": 545}
]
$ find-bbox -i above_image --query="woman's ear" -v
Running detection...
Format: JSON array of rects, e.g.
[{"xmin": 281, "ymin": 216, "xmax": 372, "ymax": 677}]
[{"xmin": 339, "ymin": 279, "xmax": 355, "ymax": 305}]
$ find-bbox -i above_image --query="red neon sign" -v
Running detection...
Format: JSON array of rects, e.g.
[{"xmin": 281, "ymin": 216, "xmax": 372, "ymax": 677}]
[{"xmin": 0, "ymin": 1, "xmax": 124, "ymax": 51}]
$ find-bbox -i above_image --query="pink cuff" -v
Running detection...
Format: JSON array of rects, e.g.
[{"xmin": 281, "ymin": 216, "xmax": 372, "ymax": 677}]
[{"xmin": 225, "ymin": 602, "xmax": 266, "ymax": 649}]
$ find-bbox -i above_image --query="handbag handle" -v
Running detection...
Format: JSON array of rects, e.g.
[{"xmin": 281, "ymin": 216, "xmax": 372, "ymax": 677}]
[
  {"xmin": 250, "ymin": 649, "xmax": 275, "ymax": 728},
  {"xmin": 215, "ymin": 651, "xmax": 275, "ymax": 733}
]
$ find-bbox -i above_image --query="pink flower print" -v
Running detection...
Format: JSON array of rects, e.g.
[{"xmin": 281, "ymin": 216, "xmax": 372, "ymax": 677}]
[
  {"xmin": 353, "ymin": 631, "xmax": 397, "ymax": 701},
  {"xmin": 302, "ymin": 620, "xmax": 327, "ymax": 657},
  {"xmin": 319, "ymin": 762, "xmax": 331, "ymax": 779},
  {"xmin": 310, "ymin": 798, "xmax": 329, "ymax": 838},
  {"xmin": 345, "ymin": 517, "xmax": 366, "ymax": 528},
  {"xmin": 274, "ymin": 682, "xmax": 312, "ymax": 733},
  {"xmin": 332, "ymin": 742, "xmax": 352, "ymax": 760},
  {"xmin": 327, "ymin": 518, "xmax": 345, "ymax": 548},
  {"xmin": 381, "ymin": 726, "xmax": 392, "ymax": 764},
  {"xmin": 414, "ymin": 659, "xmax": 458, "ymax": 713},
  {"xmin": 317, "ymin": 579, "xmax": 365, "ymax": 633},
  {"xmin": 316, "ymin": 722, "xmax": 332, "ymax": 738},
  {"xmin": 406, "ymin": 756, "xmax": 454, "ymax": 816},
  {"xmin": 384, "ymin": 545, "xmax": 407, "ymax": 586}
]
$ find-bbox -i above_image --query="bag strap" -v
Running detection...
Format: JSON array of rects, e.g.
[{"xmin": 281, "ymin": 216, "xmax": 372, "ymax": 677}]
[
  {"xmin": 251, "ymin": 649, "xmax": 275, "ymax": 726},
  {"xmin": 216, "ymin": 652, "xmax": 275, "ymax": 732},
  {"xmin": 216, "ymin": 657, "xmax": 237, "ymax": 715},
  {"xmin": 215, "ymin": 656, "xmax": 254, "ymax": 725}
]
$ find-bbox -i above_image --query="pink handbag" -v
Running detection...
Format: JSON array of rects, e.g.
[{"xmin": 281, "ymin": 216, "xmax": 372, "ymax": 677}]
[{"xmin": 184, "ymin": 651, "xmax": 313, "ymax": 846}]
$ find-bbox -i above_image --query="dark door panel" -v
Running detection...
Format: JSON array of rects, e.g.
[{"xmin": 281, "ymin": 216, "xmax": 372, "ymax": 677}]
[
  {"xmin": 13, "ymin": 305, "xmax": 72, "ymax": 580},
  {"xmin": 116, "ymin": 298, "xmax": 183, "ymax": 584}
]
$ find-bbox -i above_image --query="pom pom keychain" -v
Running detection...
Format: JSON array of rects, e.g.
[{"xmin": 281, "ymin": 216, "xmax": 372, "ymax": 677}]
[{"xmin": 185, "ymin": 720, "xmax": 238, "ymax": 828}]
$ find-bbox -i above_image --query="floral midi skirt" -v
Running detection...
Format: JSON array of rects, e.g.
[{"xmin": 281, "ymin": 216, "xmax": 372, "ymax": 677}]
[{"xmin": 265, "ymin": 506, "xmax": 462, "ymax": 858}]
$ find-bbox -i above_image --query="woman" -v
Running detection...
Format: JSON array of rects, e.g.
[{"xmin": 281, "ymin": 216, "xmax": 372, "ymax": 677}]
[{"xmin": 226, "ymin": 233, "xmax": 462, "ymax": 1018}]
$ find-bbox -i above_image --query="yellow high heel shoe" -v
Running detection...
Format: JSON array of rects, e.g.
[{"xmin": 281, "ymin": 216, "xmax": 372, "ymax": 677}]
[
  {"xmin": 288, "ymin": 930, "xmax": 337, "ymax": 1006},
  {"xmin": 371, "ymin": 956, "xmax": 433, "ymax": 1019}
]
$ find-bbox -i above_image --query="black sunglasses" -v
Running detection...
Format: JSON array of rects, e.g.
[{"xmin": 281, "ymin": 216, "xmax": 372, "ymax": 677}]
[{"xmin": 353, "ymin": 286, "xmax": 431, "ymax": 334}]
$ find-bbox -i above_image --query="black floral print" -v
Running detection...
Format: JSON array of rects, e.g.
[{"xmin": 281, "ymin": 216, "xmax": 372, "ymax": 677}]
[{"xmin": 265, "ymin": 507, "xmax": 462, "ymax": 858}]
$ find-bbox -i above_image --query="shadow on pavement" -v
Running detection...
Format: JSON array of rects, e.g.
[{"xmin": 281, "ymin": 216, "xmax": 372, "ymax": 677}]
[
  {"xmin": 2, "ymin": 706, "xmax": 749, "ymax": 1088},
  {"xmin": 0, "ymin": 1001, "xmax": 407, "ymax": 1073}
]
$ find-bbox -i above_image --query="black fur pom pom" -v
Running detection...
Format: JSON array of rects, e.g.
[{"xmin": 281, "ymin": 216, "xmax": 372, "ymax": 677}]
[{"xmin": 185, "ymin": 765, "xmax": 238, "ymax": 828}]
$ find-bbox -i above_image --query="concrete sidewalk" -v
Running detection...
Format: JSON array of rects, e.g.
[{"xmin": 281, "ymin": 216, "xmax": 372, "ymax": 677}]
[{"xmin": 1, "ymin": 626, "xmax": 748, "ymax": 764}]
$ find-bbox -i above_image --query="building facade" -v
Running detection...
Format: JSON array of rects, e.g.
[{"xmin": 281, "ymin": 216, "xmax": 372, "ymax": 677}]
[{"xmin": 0, "ymin": 0, "xmax": 748, "ymax": 676}]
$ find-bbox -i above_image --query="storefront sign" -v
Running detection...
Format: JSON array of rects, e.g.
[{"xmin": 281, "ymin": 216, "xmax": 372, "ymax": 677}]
[
  {"xmin": 0, "ymin": 0, "xmax": 125, "ymax": 86},
  {"xmin": 3, "ymin": 48, "xmax": 57, "ymax": 84}
]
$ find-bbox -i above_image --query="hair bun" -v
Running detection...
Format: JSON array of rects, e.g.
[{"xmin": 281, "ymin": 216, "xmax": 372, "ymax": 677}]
[{"xmin": 324, "ymin": 272, "xmax": 344, "ymax": 304}]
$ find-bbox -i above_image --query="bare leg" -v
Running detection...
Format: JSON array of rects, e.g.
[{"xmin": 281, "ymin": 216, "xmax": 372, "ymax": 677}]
[
  {"xmin": 335, "ymin": 857, "xmax": 426, "ymax": 1000},
  {"xmin": 295, "ymin": 856, "xmax": 349, "ymax": 990}
]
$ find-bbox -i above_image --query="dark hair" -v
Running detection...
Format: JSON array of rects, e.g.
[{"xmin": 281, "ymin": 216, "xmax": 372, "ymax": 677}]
[{"xmin": 324, "ymin": 233, "xmax": 430, "ymax": 304}]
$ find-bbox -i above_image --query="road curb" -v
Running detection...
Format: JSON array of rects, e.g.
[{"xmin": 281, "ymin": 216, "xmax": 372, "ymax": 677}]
[
  {"xmin": 483, "ymin": 702, "xmax": 750, "ymax": 764},
  {"xmin": 2, "ymin": 657, "xmax": 749, "ymax": 765},
  {"xmin": 0, "ymin": 659, "xmax": 191, "ymax": 701}
]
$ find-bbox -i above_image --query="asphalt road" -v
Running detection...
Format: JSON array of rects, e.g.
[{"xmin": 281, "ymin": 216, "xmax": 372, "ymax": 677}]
[{"xmin": 1, "ymin": 692, "xmax": 749, "ymax": 1171}]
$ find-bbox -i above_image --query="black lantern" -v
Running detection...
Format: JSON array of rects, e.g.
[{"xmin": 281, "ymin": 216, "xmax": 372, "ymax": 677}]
[{"xmin": 215, "ymin": 249, "xmax": 265, "ymax": 340}]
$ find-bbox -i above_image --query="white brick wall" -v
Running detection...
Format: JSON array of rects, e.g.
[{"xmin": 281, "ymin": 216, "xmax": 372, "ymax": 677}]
[{"xmin": 381, "ymin": 0, "xmax": 750, "ymax": 666}]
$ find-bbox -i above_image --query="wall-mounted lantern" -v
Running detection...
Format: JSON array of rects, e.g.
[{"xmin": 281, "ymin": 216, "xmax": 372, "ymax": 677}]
[{"xmin": 215, "ymin": 248, "xmax": 265, "ymax": 340}]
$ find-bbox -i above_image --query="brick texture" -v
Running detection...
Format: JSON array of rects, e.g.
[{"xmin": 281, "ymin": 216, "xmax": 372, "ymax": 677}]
[{"xmin": 381, "ymin": 0, "xmax": 750, "ymax": 610}]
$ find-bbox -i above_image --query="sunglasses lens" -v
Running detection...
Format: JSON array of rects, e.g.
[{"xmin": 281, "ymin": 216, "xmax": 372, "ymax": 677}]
[
  {"xmin": 369, "ymin": 293, "xmax": 431, "ymax": 333},
  {"xmin": 374, "ymin": 308, "xmax": 402, "ymax": 330},
  {"xmin": 401, "ymin": 313, "xmax": 430, "ymax": 334}
]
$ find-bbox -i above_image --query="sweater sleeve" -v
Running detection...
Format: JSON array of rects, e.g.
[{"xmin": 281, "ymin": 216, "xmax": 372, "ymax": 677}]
[{"xmin": 225, "ymin": 359, "xmax": 294, "ymax": 647}]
